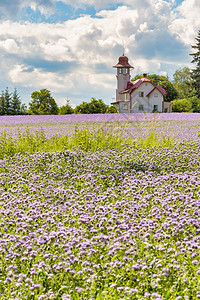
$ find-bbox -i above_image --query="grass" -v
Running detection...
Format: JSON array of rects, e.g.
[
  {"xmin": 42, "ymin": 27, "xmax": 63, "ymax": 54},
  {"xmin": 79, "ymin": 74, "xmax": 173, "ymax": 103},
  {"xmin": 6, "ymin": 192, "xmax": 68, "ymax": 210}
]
[{"xmin": 0, "ymin": 124, "xmax": 174, "ymax": 159}]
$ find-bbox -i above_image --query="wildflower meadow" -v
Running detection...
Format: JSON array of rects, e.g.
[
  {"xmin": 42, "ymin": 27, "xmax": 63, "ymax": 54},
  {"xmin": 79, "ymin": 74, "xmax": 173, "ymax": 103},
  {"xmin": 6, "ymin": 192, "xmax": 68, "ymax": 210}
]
[{"xmin": 0, "ymin": 113, "xmax": 200, "ymax": 300}]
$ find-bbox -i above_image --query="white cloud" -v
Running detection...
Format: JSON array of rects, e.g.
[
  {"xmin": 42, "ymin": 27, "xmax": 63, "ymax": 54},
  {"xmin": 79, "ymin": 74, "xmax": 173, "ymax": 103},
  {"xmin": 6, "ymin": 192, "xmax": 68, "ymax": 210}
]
[
  {"xmin": 30, "ymin": 0, "xmax": 55, "ymax": 14},
  {"xmin": 0, "ymin": 39, "xmax": 19, "ymax": 54},
  {"xmin": 0, "ymin": 0, "xmax": 55, "ymax": 18},
  {"xmin": 8, "ymin": 64, "xmax": 75, "ymax": 91},
  {"xmin": 133, "ymin": 58, "xmax": 161, "ymax": 74},
  {"xmin": 41, "ymin": 39, "xmax": 74, "ymax": 62},
  {"xmin": 1, "ymin": 5, "xmax": 170, "ymax": 72},
  {"xmin": 8, "ymin": 63, "xmax": 115, "ymax": 98},
  {"xmin": 169, "ymin": 0, "xmax": 200, "ymax": 45}
]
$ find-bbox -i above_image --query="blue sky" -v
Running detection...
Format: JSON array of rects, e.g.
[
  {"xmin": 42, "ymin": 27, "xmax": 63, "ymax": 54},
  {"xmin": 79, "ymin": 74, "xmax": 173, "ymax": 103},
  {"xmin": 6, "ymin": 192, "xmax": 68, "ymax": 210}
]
[{"xmin": 0, "ymin": 0, "xmax": 199, "ymax": 107}]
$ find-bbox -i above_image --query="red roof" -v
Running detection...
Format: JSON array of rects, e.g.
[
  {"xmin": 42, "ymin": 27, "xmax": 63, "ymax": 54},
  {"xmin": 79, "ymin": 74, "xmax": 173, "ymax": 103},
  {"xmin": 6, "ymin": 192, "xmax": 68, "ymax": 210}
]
[
  {"xmin": 113, "ymin": 55, "xmax": 134, "ymax": 68},
  {"xmin": 146, "ymin": 87, "xmax": 157, "ymax": 97},
  {"xmin": 118, "ymin": 76, "xmax": 167, "ymax": 97},
  {"xmin": 119, "ymin": 89, "xmax": 130, "ymax": 94},
  {"xmin": 156, "ymin": 85, "xmax": 167, "ymax": 97},
  {"xmin": 146, "ymin": 85, "xmax": 166, "ymax": 97},
  {"xmin": 119, "ymin": 78, "xmax": 150, "ymax": 94}
]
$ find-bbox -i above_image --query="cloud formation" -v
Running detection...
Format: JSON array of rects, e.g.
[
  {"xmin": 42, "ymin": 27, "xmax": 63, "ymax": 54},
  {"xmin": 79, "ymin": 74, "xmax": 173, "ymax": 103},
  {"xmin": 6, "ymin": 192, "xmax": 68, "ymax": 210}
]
[
  {"xmin": 0, "ymin": 0, "xmax": 199, "ymax": 106},
  {"xmin": 169, "ymin": 0, "xmax": 200, "ymax": 45},
  {"xmin": 0, "ymin": 0, "xmax": 55, "ymax": 18}
]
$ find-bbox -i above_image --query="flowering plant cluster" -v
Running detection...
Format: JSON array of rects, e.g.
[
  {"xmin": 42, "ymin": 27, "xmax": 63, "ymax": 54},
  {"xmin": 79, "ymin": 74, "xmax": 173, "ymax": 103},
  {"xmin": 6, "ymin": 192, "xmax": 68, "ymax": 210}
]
[{"xmin": 0, "ymin": 114, "xmax": 200, "ymax": 299}]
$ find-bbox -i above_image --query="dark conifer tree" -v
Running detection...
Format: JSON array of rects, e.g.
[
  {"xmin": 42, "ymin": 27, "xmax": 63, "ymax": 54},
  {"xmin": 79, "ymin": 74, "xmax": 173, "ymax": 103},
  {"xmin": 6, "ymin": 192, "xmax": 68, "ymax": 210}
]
[
  {"xmin": 10, "ymin": 88, "xmax": 22, "ymax": 115},
  {"xmin": 0, "ymin": 91, "xmax": 5, "ymax": 115},
  {"xmin": 4, "ymin": 87, "xmax": 12, "ymax": 115},
  {"xmin": 190, "ymin": 30, "xmax": 200, "ymax": 98}
]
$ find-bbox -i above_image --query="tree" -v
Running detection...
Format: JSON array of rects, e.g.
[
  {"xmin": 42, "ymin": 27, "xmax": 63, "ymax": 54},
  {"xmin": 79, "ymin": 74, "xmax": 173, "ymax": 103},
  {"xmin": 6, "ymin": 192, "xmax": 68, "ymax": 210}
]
[
  {"xmin": 10, "ymin": 88, "xmax": 22, "ymax": 115},
  {"xmin": 106, "ymin": 105, "xmax": 118, "ymax": 113},
  {"xmin": 189, "ymin": 95, "xmax": 200, "ymax": 112},
  {"xmin": 59, "ymin": 104, "xmax": 74, "ymax": 114},
  {"xmin": 74, "ymin": 98, "xmax": 108, "ymax": 114},
  {"xmin": 172, "ymin": 98, "xmax": 192, "ymax": 112},
  {"xmin": 29, "ymin": 89, "xmax": 59, "ymax": 115},
  {"xmin": 160, "ymin": 80, "xmax": 178, "ymax": 102},
  {"xmin": 132, "ymin": 74, "xmax": 178, "ymax": 102},
  {"xmin": 0, "ymin": 91, "xmax": 5, "ymax": 115},
  {"xmin": 190, "ymin": 30, "xmax": 200, "ymax": 98},
  {"xmin": 173, "ymin": 67, "xmax": 194, "ymax": 99},
  {"xmin": 74, "ymin": 101, "xmax": 90, "ymax": 114},
  {"xmin": 0, "ymin": 88, "xmax": 26, "ymax": 115},
  {"xmin": 89, "ymin": 98, "xmax": 107, "ymax": 113},
  {"xmin": 59, "ymin": 99, "xmax": 74, "ymax": 114},
  {"xmin": 4, "ymin": 87, "xmax": 12, "ymax": 115},
  {"xmin": 20, "ymin": 103, "xmax": 28, "ymax": 115}
]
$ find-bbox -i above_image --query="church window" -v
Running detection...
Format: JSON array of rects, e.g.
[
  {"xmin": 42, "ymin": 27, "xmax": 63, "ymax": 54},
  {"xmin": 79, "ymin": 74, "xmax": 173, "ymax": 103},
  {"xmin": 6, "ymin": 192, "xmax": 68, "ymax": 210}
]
[
  {"xmin": 139, "ymin": 91, "xmax": 144, "ymax": 97},
  {"xmin": 139, "ymin": 104, "xmax": 144, "ymax": 111},
  {"xmin": 154, "ymin": 93, "xmax": 158, "ymax": 97}
]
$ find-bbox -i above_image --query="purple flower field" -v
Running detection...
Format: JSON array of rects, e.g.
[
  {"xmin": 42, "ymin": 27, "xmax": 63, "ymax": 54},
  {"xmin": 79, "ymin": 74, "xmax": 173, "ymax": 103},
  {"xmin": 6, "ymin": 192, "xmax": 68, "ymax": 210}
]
[
  {"xmin": 0, "ymin": 114, "xmax": 200, "ymax": 299},
  {"xmin": 0, "ymin": 113, "xmax": 200, "ymax": 141}
]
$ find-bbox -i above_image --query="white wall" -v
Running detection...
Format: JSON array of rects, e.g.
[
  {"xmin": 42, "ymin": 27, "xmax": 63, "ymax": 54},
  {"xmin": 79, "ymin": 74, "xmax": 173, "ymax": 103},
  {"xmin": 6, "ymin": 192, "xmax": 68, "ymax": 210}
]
[
  {"xmin": 119, "ymin": 101, "xmax": 130, "ymax": 113},
  {"xmin": 130, "ymin": 82, "xmax": 163, "ymax": 113},
  {"xmin": 116, "ymin": 68, "xmax": 131, "ymax": 100}
]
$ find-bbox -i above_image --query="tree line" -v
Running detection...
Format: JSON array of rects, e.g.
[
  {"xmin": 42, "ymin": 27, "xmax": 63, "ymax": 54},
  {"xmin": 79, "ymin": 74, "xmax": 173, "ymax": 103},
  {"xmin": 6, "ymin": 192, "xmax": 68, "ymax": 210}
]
[
  {"xmin": 0, "ymin": 87, "xmax": 27, "ymax": 115},
  {"xmin": 0, "ymin": 29, "xmax": 200, "ymax": 115},
  {"xmin": 0, "ymin": 88, "xmax": 117, "ymax": 116}
]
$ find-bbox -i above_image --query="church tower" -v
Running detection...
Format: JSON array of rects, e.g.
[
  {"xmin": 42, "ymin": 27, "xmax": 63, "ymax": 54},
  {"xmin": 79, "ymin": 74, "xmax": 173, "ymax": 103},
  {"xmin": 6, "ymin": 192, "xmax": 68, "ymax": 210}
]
[{"xmin": 113, "ymin": 55, "xmax": 134, "ymax": 101}]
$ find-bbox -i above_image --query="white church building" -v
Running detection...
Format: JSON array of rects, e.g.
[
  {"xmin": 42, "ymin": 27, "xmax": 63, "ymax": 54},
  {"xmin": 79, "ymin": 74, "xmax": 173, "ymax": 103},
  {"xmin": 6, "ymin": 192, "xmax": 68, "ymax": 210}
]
[{"xmin": 111, "ymin": 55, "xmax": 172, "ymax": 113}]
